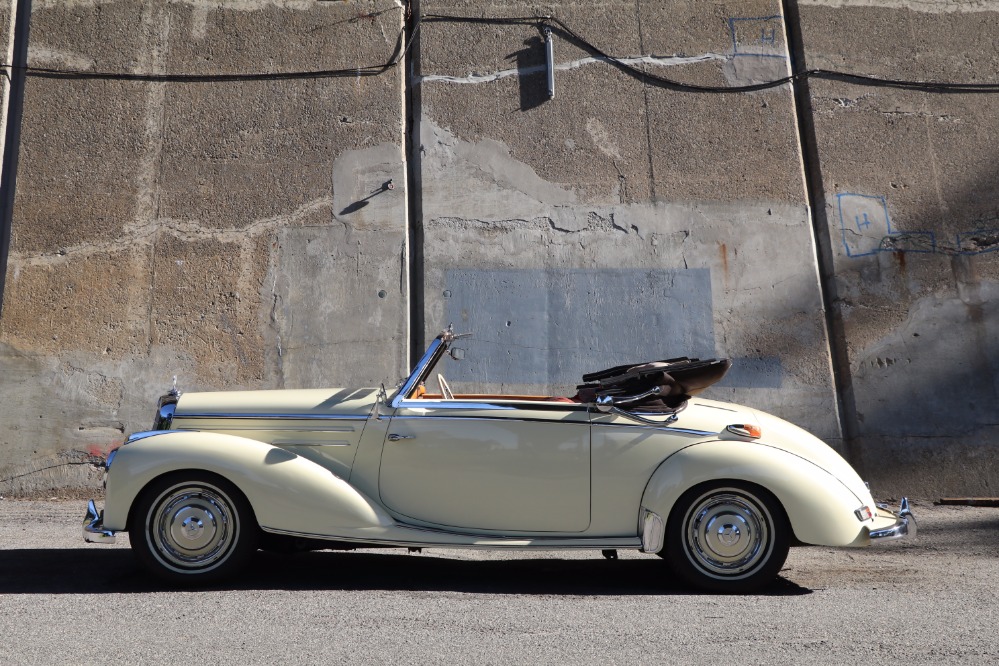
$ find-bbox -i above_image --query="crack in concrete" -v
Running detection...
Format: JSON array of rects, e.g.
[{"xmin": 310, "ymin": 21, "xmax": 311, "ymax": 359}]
[
  {"xmin": 0, "ymin": 455, "xmax": 105, "ymax": 485},
  {"xmin": 798, "ymin": 0, "xmax": 999, "ymax": 14},
  {"xmin": 418, "ymin": 53, "xmax": 727, "ymax": 86},
  {"xmin": 34, "ymin": 0, "xmax": 349, "ymax": 10},
  {"xmin": 10, "ymin": 196, "xmax": 333, "ymax": 267}
]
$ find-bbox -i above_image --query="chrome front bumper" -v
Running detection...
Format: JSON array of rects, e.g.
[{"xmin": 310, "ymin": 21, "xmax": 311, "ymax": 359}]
[
  {"xmin": 83, "ymin": 499, "xmax": 117, "ymax": 544},
  {"xmin": 870, "ymin": 497, "xmax": 916, "ymax": 542}
]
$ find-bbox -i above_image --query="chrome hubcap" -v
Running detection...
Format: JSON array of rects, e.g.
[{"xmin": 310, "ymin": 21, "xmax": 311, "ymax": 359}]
[
  {"xmin": 684, "ymin": 490, "xmax": 772, "ymax": 578},
  {"xmin": 149, "ymin": 484, "xmax": 237, "ymax": 571},
  {"xmin": 176, "ymin": 512, "xmax": 207, "ymax": 543}
]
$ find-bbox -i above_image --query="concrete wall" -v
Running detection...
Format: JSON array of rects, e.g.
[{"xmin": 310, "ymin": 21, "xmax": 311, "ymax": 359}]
[
  {"xmin": 416, "ymin": 2, "xmax": 840, "ymax": 450},
  {"xmin": 0, "ymin": 0, "xmax": 408, "ymax": 494},
  {"xmin": 0, "ymin": 0, "xmax": 996, "ymax": 498},
  {"xmin": 798, "ymin": 0, "xmax": 999, "ymax": 495}
]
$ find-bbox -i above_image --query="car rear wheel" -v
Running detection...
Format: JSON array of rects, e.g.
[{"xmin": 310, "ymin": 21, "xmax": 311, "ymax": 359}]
[
  {"xmin": 663, "ymin": 482, "xmax": 789, "ymax": 593},
  {"xmin": 130, "ymin": 472, "xmax": 258, "ymax": 584}
]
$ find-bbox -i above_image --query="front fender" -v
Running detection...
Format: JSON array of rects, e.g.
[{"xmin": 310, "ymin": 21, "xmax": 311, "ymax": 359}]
[
  {"xmin": 103, "ymin": 430, "xmax": 394, "ymax": 535},
  {"xmin": 641, "ymin": 440, "xmax": 871, "ymax": 547}
]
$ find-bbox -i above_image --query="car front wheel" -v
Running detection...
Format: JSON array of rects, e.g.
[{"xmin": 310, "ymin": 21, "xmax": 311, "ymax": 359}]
[
  {"xmin": 663, "ymin": 482, "xmax": 789, "ymax": 593},
  {"xmin": 130, "ymin": 472, "xmax": 258, "ymax": 584}
]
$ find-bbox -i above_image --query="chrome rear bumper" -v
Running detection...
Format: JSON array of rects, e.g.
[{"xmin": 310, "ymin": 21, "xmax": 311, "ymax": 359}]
[
  {"xmin": 83, "ymin": 499, "xmax": 117, "ymax": 544},
  {"xmin": 870, "ymin": 497, "xmax": 916, "ymax": 542}
]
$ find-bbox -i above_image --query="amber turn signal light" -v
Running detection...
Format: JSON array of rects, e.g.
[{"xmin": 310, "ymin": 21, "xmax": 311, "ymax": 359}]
[{"xmin": 726, "ymin": 424, "xmax": 762, "ymax": 438}]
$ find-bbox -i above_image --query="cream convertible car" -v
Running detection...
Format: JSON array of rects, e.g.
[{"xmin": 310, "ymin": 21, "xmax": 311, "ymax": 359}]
[{"xmin": 85, "ymin": 328, "xmax": 914, "ymax": 592}]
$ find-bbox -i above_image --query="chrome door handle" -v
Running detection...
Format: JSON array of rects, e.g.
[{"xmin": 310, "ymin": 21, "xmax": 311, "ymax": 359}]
[{"xmin": 387, "ymin": 434, "xmax": 414, "ymax": 442}]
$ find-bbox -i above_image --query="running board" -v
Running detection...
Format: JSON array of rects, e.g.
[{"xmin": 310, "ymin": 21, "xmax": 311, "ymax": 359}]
[{"xmin": 261, "ymin": 524, "xmax": 642, "ymax": 551}]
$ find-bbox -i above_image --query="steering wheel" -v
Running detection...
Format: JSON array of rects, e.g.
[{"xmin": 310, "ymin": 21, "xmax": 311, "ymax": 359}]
[{"xmin": 437, "ymin": 373, "xmax": 454, "ymax": 400}]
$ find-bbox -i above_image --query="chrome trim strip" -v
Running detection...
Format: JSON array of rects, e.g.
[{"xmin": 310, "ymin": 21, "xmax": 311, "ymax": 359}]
[
  {"xmin": 641, "ymin": 508, "xmax": 665, "ymax": 553},
  {"xmin": 697, "ymin": 403, "xmax": 739, "ymax": 413},
  {"xmin": 870, "ymin": 497, "xmax": 917, "ymax": 542},
  {"xmin": 174, "ymin": 413, "xmax": 369, "ymax": 421},
  {"xmin": 83, "ymin": 500, "xmax": 117, "ymax": 544},
  {"xmin": 591, "ymin": 422, "xmax": 717, "ymax": 437},
  {"xmin": 389, "ymin": 415, "xmax": 590, "ymax": 426},
  {"xmin": 273, "ymin": 440, "xmax": 352, "ymax": 447},
  {"xmin": 218, "ymin": 425, "xmax": 357, "ymax": 433},
  {"xmin": 394, "ymin": 399, "xmax": 517, "ymax": 411},
  {"xmin": 605, "ymin": 406, "xmax": 679, "ymax": 426},
  {"xmin": 125, "ymin": 430, "xmax": 170, "ymax": 444},
  {"xmin": 599, "ymin": 385, "xmax": 661, "ymax": 406},
  {"xmin": 260, "ymin": 525, "xmax": 641, "ymax": 549},
  {"xmin": 392, "ymin": 337, "xmax": 445, "ymax": 408}
]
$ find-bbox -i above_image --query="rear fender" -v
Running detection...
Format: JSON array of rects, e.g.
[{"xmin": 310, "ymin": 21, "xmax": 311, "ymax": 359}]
[
  {"xmin": 641, "ymin": 440, "xmax": 870, "ymax": 547},
  {"xmin": 103, "ymin": 430, "xmax": 394, "ymax": 535}
]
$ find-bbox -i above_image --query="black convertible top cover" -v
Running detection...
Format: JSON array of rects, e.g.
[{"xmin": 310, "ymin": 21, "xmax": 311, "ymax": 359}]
[{"xmin": 576, "ymin": 357, "xmax": 732, "ymax": 413}]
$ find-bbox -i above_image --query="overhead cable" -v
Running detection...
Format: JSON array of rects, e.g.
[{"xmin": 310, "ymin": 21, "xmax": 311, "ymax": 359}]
[{"xmin": 1, "ymin": 12, "xmax": 996, "ymax": 94}]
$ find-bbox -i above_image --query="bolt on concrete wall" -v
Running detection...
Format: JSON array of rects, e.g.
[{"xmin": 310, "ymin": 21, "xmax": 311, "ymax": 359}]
[
  {"xmin": 0, "ymin": 0, "xmax": 408, "ymax": 495},
  {"xmin": 797, "ymin": 0, "xmax": 999, "ymax": 496}
]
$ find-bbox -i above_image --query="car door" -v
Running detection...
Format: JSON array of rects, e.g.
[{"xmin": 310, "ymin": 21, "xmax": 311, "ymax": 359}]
[{"xmin": 378, "ymin": 400, "xmax": 591, "ymax": 533}]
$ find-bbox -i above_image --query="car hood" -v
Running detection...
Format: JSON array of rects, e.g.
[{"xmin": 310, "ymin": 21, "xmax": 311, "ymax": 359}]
[{"xmin": 174, "ymin": 387, "xmax": 380, "ymax": 419}]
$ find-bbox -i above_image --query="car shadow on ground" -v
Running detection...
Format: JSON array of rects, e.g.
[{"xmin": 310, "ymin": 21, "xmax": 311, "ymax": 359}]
[{"xmin": 0, "ymin": 548, "xmax": 811, "ymax": 596}]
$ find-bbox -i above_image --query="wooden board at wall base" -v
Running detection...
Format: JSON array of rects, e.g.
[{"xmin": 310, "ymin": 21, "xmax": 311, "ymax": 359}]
[{"xmin": 938, "ymin": 498, "xmax": 999, "ymax": 507}]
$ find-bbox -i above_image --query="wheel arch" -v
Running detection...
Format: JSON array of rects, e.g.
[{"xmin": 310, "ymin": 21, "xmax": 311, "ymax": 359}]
[
  {"xmin": 125, "ymin": 468, "xmax": 259, "ymax": 538},
  {"xmin": 104, "ymin": 430, "xmax": 395, "ymax": 536},
  {"xmin": 640, "ymin": 440, "xmax": 869, "ymax": 547}
]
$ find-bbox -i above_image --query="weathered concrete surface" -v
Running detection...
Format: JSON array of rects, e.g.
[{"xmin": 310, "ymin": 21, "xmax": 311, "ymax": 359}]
[
  {"xmin": 1, "ymin": 0, "xmax": 998, "ymax": 499},
  {"xmin": 798, "ymin": 0, "xmax": 999, "ymax": 495},
  {"xmin": 0, "ymin": 1, "xmax": 408, "ymax": 495},
  {"xmin": 417, "ymin": 2, "xmax": 842, "ymax": 443}
]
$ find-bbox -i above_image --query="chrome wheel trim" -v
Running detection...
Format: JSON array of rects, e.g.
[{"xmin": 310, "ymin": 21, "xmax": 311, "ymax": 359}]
[
  {"xmin": 683, "ymin": 489, "xmax": 773, "ymax": 579},
  {"xmin": 147, "ymin": 483, "xmax": 239, "ymax": 573}
]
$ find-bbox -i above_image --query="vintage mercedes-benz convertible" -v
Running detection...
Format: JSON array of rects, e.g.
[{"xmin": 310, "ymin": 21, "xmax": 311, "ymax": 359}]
[{"xmin": 84, "ymin": 327, "xmax": 914, "ymax": 592}]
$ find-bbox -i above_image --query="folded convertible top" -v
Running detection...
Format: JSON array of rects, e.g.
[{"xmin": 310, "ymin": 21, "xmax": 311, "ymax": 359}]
[{"xmin": 576, "ymin": 357, "xmax": 731, "ymax": 413}]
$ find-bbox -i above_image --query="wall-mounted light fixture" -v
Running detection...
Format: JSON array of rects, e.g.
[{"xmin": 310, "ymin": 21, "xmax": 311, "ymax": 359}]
[{"xmin": 544, "ymin": 27, "xmax": 555, "ymax": 99}]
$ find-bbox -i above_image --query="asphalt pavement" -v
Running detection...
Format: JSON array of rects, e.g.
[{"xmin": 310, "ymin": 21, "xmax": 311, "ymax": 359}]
[{"xmin": 1, "ymin": 499, "xmax": 996, "ymax": 664}]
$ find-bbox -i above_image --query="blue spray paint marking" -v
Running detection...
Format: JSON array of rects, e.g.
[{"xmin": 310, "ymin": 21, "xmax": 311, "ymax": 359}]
[
  {"xmin": 883, "ymin": 231, "xmax": 937, "ymax": 254},
  {"xmin": 837, "ymin": 193, "xmax": 937, "ymax": 256},
  {"xmin": 838, "ymin": 193, "xmax": 999, "ymax": 257},
  {"xmin": 955, "ymin": 227, "xmax": 999, "ymax": 255},
  {"xmin": 441, "ymin": 268, "xmax": 782, "ymax": 389},
  {"xmin": 728, "ymin": 16, "xmax": 787, "ymax": 59}
]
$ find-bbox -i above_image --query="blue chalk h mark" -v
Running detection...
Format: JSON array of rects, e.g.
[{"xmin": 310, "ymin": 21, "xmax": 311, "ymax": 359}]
[
  {"xmin": 839, "ymin": 193, "xmax": 937, "ymax": 257},
  {"xmin": 838, "ymin": 193, "xmax": 890, "ymax": 257},
  {"xmin": 728, "ymin": 16, "xmax": 787, "ymax": 59}
]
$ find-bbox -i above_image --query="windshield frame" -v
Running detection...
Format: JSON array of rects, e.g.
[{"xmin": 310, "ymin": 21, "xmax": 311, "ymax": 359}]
[{"xmin": 388, "ymin": 332, "xmax": 450, "ymax": 408}]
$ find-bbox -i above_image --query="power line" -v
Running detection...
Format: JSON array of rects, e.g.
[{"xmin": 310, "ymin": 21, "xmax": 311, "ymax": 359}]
[{"xmin": 0, "ymin": 13, "xmax": 996, "ymax": 93}]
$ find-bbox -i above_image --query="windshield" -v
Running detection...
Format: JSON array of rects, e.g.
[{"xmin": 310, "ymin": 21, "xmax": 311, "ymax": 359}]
[{"xmin": 388, "ymin": 331, "xmax": 455, "ymax": 406}]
